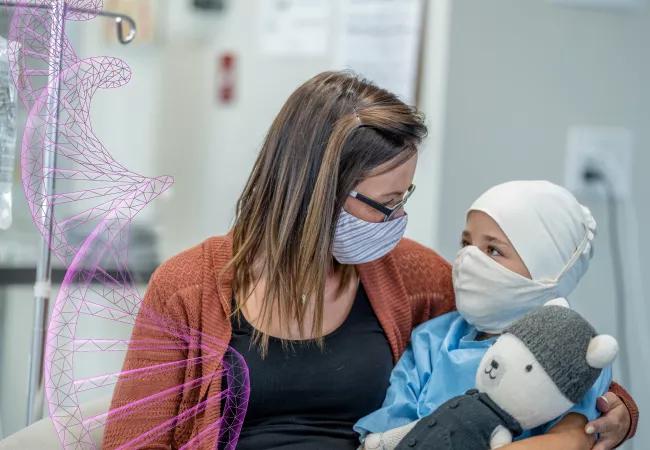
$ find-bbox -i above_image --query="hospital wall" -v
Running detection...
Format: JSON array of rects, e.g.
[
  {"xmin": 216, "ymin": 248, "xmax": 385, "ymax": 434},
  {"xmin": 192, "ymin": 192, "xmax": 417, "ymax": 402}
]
[
  {"xmin": 1, "ymin": 0, "xmax": 647, "ymax": 445},
  {"xmin": 435, "ymin": 1, "xmax": 649, "ymax": 448}
]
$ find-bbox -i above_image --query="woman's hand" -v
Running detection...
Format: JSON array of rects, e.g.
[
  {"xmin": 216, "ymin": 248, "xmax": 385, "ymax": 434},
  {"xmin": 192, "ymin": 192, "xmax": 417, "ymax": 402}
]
[{"xmin": 585, "ymin": 393, "xmax": 631, "ymax": 450}]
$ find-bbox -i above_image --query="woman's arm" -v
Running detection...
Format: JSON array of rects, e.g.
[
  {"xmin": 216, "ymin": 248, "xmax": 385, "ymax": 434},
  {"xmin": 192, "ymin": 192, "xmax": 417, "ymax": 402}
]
[
  {"xmin": 498, "ymin": 413, "xmax": 595, "ymax": 450},
  {"xmin": 102, "ymin": 272, "xmax": 189, "ymax": 450}
]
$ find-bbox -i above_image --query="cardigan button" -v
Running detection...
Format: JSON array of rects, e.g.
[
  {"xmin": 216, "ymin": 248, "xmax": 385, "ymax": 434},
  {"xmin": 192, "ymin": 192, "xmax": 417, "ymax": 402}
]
[
  {"xmin": 449, "ymin": 400, "xmax": 459, "ymax": 409},
  {"xmin": 407, "ymin": 437, "xmax": 417, "ymax": 447},
  {"xmin": 427, "ymin": 418, "xmax": 437, "ymax": 427}
]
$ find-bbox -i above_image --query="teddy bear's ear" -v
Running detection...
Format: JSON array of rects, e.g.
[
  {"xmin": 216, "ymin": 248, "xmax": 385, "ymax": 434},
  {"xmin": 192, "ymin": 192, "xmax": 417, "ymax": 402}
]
[
  {"xmin": 586, "ymin": 335, "xmax": 619, "ymax": 369},
  {"xmin": 544, "ymin": 297, "xmax": 570, "ymax": 308}
]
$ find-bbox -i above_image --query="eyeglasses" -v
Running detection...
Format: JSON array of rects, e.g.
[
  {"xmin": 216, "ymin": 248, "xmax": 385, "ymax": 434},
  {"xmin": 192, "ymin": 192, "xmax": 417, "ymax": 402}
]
[{"xmin": 349, "ymin": 184, "xmax": 416, "ymax": 222}]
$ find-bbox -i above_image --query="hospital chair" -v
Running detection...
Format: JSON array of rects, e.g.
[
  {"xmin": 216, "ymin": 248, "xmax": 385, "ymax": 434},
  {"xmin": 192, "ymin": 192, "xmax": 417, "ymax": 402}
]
[{"xmin": 0, "ymin": 395, "xmax": 110, "ymax": 449}]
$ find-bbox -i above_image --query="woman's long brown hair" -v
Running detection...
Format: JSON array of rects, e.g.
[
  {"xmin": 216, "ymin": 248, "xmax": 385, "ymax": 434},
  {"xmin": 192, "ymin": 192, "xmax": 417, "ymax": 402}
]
[{"xmin": 227, "ymin": 71, "xmax": 427, "ymax": 356}]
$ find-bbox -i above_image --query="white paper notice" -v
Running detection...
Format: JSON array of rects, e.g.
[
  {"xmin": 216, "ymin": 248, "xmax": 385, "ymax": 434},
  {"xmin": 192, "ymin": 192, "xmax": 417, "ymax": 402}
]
[
  {"xmin": 337, "ymin": 0, "xmax": 424, "ymax": 106},
  {"xmin": 259, "ymin": 0, "xmax": 332, "ymax": 56}
]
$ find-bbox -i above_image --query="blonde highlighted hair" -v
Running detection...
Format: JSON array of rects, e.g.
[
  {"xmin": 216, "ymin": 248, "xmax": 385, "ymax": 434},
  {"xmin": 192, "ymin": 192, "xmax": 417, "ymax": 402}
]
[{"xmin": 227, "ymin": 71, "xmax": 427, "ymax": 355}]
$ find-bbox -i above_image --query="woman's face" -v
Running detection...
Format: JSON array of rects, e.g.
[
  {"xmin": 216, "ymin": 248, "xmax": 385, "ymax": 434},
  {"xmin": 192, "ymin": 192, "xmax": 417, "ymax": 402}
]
[
  {"xmin": 462, "ymin": 210, "xmax": 532, "ymax": 279},
  {"xmin": 344, "ymin": 153, "xmax": 418, "ymax": 223}
]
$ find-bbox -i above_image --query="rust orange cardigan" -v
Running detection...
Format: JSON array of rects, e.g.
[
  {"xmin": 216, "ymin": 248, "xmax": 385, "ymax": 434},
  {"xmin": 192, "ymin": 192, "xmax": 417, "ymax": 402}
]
[{"xmin": 103, "ymin": 234, "xmax": 638, "ymax": 449}]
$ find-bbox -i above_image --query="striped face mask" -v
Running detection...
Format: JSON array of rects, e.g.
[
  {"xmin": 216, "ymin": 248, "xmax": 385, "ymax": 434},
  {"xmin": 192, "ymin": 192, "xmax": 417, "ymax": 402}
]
[{"xmin": 331, "ymin": 210, "xmax": 408, "ymax": 264}]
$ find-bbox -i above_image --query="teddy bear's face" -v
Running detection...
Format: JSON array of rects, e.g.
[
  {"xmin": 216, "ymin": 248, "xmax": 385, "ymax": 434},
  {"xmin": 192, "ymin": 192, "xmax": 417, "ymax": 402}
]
[{"xmin": 476, "ymin": 333, "xmax": 573, "ymax": 430}]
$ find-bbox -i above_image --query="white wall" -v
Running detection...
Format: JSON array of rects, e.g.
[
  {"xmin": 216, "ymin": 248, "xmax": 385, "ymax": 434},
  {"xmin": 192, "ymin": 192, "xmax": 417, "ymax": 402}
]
[
  {"xmin": 0, "ymin": 285, "xmax": 38, "ymax": 437},
  {"xmin": 151, "ymin": 0, "xmax": 335, "ymax": 258},
  {"xmin": 436, "ymin": 1, "xmax": 649, "ymax": 447}
]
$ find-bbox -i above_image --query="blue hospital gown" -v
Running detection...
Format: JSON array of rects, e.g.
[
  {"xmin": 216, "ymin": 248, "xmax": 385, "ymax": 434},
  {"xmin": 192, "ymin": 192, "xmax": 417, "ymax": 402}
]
[{"xmin": 354, "ymin": 311, "xmax": 612, "ymax": 441}]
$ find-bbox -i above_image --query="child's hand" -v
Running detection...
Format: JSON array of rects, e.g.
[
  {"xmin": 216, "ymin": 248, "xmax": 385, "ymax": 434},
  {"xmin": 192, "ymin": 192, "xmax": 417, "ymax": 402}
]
[
  {"xmin": 361, "ymin": 420, "xmax": 419, "ymax": 450},
  {"xmin": 363, "ymin": 432, "xmax": 384, "ymax": 449}
]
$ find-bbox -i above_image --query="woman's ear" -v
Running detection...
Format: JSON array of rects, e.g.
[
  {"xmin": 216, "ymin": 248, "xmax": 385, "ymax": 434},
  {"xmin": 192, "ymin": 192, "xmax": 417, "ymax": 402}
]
[{"xmin": 586, "ymin": 335, "xmax": 618, "ymax": 369}]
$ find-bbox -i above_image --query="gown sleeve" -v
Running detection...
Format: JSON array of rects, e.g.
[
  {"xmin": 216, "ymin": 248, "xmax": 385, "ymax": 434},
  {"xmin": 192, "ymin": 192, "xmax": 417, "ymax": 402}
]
[{"xmin": 353, "ymin": 312, "xmax": 459, "ymax": 438}]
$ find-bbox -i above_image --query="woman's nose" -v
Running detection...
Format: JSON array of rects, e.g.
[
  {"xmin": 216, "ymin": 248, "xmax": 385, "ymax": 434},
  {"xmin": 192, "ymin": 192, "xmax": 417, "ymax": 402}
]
[{"xmin": 389, "ymin": 207, "xmax": 406, "ymax": 220}]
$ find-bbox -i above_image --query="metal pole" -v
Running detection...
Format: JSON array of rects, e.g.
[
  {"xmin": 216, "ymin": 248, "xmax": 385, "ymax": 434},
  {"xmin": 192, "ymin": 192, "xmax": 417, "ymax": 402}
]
[
  {"xmin": 25, "ymin": 0, "xmax": 66, "ymax": 426},
  {"xmin": 0, "ymin": 0, "xmax": 136, "ymax": 426},
  {"xmin": 1, "ymin": 1, "xmax": 137, "ymax": 44}
]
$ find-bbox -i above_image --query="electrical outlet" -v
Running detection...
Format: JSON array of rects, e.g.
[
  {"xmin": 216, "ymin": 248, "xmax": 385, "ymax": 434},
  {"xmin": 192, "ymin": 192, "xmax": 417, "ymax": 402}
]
[{"xmin": 564, "ymin": 126, "xmax": 634, "ymax": 200}]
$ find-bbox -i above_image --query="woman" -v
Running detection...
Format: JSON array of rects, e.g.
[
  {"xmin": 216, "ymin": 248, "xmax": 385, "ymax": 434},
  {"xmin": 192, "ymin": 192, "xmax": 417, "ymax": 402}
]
[{"xmin": 103, "ymin": 71, "xmax": 637, "ymax": 450}]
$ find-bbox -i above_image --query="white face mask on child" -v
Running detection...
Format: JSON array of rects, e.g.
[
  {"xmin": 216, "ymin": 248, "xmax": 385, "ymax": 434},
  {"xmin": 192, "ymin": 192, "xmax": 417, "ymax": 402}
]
[
  {"xmin": 452, "ymin": 245, "xmax": 559, "ymax": 334},
  {"xmin": 453, "ymin": 180, "xmax": 597, "ymax": 334}
]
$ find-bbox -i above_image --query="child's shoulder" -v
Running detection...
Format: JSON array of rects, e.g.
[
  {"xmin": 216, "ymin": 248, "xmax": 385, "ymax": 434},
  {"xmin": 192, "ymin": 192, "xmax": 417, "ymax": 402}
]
[{"xmin": 411, "ymin": 310, "xmax": 468, "ymax": 340}]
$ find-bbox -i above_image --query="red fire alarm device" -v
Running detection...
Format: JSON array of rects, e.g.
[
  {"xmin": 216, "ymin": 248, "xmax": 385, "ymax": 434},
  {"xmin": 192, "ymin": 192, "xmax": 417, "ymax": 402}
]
[{"xmin": 218, "ymin": 52, "xmax": 236, "ymax": 105}]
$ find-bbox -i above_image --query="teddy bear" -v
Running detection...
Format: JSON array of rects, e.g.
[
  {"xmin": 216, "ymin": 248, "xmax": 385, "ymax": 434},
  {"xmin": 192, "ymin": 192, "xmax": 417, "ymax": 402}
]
[{"xmin": 390, "ymin": 303, "xmax": 618, "ymax": 450}]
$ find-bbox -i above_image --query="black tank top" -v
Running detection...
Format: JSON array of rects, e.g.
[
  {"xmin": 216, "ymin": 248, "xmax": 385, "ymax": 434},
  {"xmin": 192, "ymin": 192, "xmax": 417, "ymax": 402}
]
[{"xmin": 224, "ymin": 284, "xmax": 393, "ymax": 449}]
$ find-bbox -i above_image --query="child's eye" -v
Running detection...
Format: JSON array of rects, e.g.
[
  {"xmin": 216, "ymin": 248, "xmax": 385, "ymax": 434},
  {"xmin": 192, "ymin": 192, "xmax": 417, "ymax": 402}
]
[{"xmin": 488, "ymin": 246, "xmax": 502, "ymax": 257}]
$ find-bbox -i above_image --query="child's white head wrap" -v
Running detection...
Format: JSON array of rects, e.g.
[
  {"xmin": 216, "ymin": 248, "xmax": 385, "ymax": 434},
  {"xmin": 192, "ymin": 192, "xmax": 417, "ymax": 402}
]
[{"xmin": 468, "ymin": 180, "xmax": 597, "ymax": 297}]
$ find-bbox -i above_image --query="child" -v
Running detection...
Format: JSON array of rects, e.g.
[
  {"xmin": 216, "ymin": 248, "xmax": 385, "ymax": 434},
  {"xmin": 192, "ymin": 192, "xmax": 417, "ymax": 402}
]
[{"xmin": 354, "ymin": 180, "xmax": 611, "ymax": 449}]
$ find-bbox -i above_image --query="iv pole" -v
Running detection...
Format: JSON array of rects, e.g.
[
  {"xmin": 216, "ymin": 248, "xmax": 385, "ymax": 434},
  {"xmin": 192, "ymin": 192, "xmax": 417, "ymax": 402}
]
[{"xmin": 0, "ymin": 0, "xmax": 137, "ymax": 425}]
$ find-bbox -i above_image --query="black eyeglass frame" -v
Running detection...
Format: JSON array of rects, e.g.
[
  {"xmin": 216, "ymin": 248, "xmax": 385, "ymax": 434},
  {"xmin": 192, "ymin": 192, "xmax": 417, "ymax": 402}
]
[{"xmin": 349, "ymin": 184, "xmax": 416, "ymax": 222}]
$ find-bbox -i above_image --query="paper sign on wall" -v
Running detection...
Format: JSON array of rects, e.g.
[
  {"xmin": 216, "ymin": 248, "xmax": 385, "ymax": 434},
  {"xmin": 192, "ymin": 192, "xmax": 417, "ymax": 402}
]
[
  {"xmin": 337, "ymin": 0, "xmax": 425, "ymax": 106},
  {"xmin": 259, "ymin": 0, "xmax": 332, "ymax": 56}
]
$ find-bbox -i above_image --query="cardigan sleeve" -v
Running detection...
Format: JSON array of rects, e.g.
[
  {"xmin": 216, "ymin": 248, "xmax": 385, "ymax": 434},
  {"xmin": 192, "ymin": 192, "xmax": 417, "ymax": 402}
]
[
  {"xmin": 609, "ymin": 381, "xmax": 639, "ymax": 447},
  {"xmin": 102, "ymin": 270, "xmax": 189, "ymax": 450}
]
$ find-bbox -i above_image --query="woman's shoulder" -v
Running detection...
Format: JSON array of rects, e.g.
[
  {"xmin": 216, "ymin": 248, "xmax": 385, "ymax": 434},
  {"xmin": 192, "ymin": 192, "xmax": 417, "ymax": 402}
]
[
  {"xmin": 148, "ymin": 234, "xmax": 232, "ymax": 304},
  {"xmin": 391, "ymin": 238, "xmax": 453, "ymax": 296},
  {"xmin": 391, "ymin": 238, "xmax": 452, "ymax": 272},
  {"xmin": 391, "ymin": 238, "xmax": 451, "ymax": 267},
  {"xmin": 148, "ymin": 240, "xmax": 205, "ymax": 302},
  {"xmin": 412, "ymin": 310, "xmax": 462, "ymax": 334},
  {"xmin": 386, "ymin": 238, "xmax": 456, "ymax": 323}
]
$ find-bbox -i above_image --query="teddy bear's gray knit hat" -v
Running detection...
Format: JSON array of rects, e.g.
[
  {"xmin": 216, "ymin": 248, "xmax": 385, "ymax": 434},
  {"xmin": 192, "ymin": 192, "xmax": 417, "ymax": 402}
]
[{"xmin": 505, "ymin": 305, "xmax": 601, "ymax": 404}]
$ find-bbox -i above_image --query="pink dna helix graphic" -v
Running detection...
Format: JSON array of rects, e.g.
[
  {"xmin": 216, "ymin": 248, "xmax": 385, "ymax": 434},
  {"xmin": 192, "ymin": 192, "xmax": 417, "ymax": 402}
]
[{"xmin": 5, "ymin": 1, "xmax": 250, "ymax": 448}]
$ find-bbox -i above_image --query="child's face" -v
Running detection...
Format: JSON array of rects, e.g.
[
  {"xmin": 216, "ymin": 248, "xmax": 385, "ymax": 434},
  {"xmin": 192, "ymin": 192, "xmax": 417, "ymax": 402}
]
[{"xmin": 461, "ymin": 211, "xmax": 532, "ymax": 279}]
